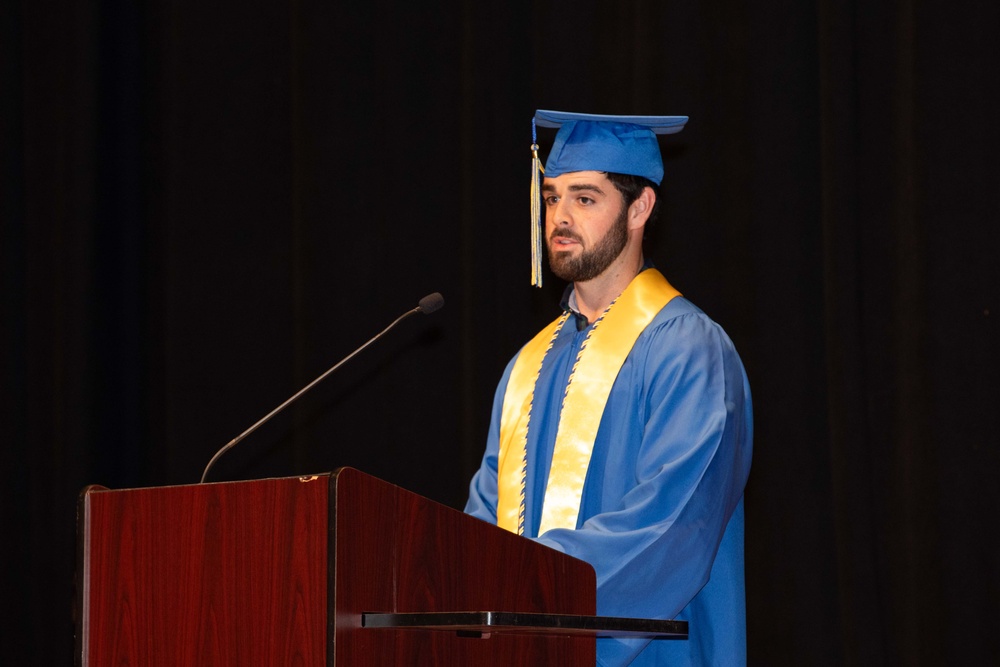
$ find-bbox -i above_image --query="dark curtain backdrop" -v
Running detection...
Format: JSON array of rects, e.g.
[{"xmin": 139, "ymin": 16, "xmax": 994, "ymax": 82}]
[{"xmin": 2, "ymin": 0, "xmax": 997, "ymax": 664}]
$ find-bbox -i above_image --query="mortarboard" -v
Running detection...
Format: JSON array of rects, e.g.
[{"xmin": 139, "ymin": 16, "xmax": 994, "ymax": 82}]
[{"xmin": 529, "ymin": 110, "xmax": 688, "ymax": 286}]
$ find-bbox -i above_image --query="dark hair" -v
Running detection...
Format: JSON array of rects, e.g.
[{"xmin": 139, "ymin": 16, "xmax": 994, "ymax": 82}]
[{"xmin": 605, "ymin": 172, "xmax": 660, "ymax": 226}]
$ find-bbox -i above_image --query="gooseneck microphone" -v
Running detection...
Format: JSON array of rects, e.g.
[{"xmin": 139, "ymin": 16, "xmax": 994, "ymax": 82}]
[{"xmin": 199, "ymin": 292, "xmax": 445, "ymax": 483}]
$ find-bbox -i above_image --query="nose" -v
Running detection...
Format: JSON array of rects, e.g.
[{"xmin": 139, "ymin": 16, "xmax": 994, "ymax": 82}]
[{"xmin": 549, "ymin": 197, "xmax": 572, "ymax": 229}]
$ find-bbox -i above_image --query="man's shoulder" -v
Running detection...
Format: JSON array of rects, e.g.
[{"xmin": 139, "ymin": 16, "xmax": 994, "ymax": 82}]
[
  {"xmin": 642, "ymin": 296, "xmax": 742, "ymax": 357},
  {"xmin": 647, "ymin": 296, "xmax": 715, "ymax": 334},
  {"xmin": 658, "ymin": 295, "xmax": 704, "ymax": 318}
]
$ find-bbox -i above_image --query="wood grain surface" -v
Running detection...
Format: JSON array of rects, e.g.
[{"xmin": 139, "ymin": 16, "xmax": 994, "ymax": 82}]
[
  {"xmin": 80, "ymin": 476, "xmax": 328, "ymax": 665},
  {"xmin": 331, "ymin": 467, "xmax": 595, "ymax": 665},
  {"xmin": 78, "ymin": 469, "xmax": 596, "ymax": 665}
]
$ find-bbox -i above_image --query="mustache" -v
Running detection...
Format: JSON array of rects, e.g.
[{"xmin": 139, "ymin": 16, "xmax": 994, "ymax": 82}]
[{"xmin": 550, "ymin": 230, "xmax": 583, "ymax": 243}]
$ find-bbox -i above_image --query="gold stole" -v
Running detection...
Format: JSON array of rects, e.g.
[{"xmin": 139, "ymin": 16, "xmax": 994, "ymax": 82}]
[{"xmin": 496, "ymin": 269, "xmax": 680, "ymax": 534}]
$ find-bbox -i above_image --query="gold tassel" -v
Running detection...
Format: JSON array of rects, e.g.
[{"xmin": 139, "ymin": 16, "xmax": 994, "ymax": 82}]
[{"xmin": 530, "ymin": 119, "xmax": 545, "ymax": 288}]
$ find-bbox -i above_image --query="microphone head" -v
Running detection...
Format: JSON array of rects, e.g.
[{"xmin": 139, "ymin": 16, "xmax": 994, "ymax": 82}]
[{"xmin": 417, "ymin": 292, "xmax": 445, "ymax": 315}]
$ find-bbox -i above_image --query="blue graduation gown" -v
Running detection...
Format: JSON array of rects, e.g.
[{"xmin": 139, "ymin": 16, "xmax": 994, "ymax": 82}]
[{"xmin": 465, "ymin": 296, "xmax": 753, "ymax": 666}]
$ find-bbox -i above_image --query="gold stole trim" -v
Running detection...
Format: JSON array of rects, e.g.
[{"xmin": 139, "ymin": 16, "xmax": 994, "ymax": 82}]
[
  {"xmin": 496, "ymin": 269, "xmax": 680, "ymax": 534},
  {"xmin": 496, "ymin": 315, "xmax": 565, "ymax": 533}
]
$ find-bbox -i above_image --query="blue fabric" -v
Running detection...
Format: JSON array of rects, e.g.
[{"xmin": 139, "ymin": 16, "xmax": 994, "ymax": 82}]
[
  {"xmin": 534, "ymin": 110, "xmax": 688, "ymax": 135},
  {"xmin": 546, "ymin": 120, "xmax": 665, "ymax": 184},
  {"xmin": 466, "ymin": 296, "xmax": 753, "ymax": 666},
  {"xmin": 534, "ymin": 110, "xmax": 688, "ymax": 185}
]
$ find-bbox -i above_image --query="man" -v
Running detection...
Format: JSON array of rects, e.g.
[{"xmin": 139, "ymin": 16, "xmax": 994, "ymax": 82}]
[{"xmin": 465, "ymin": 110, "xmax": 753, "ymax": 666}]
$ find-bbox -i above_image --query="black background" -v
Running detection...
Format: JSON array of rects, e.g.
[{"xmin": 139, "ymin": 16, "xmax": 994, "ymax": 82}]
[{"xmin": 2, "ymin": 0, "xmax": 998, "ymax": 664}]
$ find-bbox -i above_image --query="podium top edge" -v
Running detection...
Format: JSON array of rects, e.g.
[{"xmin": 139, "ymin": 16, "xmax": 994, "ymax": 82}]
[{"xmin": 80, "ymin": 471, "xmax": 338, "ymax": 494}]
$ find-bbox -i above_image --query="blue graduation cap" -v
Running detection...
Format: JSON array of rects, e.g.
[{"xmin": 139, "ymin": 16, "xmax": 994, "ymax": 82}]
[
  {"xmin": 529, "ymin": 110, "xmax": 688, "ymax": 286},
  {"xmin": 534, "ymin": 110, "xmax": 688, "ymax": 185}
]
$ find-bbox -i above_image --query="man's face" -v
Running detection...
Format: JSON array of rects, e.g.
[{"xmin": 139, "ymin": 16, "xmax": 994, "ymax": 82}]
[{"xmin": 542, "ymin": 171, "xmax": 629, "ymax": 283}]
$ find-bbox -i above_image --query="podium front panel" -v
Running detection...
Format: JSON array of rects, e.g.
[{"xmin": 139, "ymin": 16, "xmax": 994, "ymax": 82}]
[
  {"xmin": 330, "ymin": 467, "xmax": 596, "ymax": 665},
  {"xmin": 78, "ymin": 476, "xmax": 328, "ymax": 665},
  {"xmin": 78, "ymin": 469, "xmax": 597, "ymax": 666}
]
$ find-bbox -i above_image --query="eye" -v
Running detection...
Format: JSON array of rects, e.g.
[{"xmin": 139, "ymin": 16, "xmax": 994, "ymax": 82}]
[
  {"xmin": 544, "ymin": 195, "xmax": 560, "ymax": 206},
  {"xmin": 577, "ymin": 196, "xmax": 594, "ymax": 205}
]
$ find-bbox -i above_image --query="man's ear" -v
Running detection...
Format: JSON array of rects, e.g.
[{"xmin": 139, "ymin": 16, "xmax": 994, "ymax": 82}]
[{"xmin": 628, "ymin": 186, "xmax": 656, "ymax": 230}]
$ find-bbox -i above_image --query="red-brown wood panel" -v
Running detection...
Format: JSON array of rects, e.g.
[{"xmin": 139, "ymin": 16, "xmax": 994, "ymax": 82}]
[
  {"xmin": 80, "ymin": 476, "xmax": 328, "ymax": 666},
  {"xmin": 331, "ymin": 467, "xmax": 596, "ymax": 665},
  {"xmin": 78, "ymin": 469, "xmax": 597, "ymax": 666}
]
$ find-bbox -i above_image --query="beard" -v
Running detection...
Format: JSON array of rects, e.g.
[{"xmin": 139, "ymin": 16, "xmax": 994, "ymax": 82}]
[{"xmin": 547, "ymin": 204, "xmax": 629, "ymax": 283}]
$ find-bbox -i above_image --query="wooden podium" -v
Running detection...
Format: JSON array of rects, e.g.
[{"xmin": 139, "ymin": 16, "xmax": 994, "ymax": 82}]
[{"xmin": 76, "ymin": 468, "xmax": 685, "ymax": 665}]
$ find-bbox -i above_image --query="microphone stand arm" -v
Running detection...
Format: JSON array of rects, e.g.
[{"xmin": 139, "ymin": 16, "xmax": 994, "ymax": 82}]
[{"xmin": 199, "ymin": 306, "xmax": 423, "ymax": 484}]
